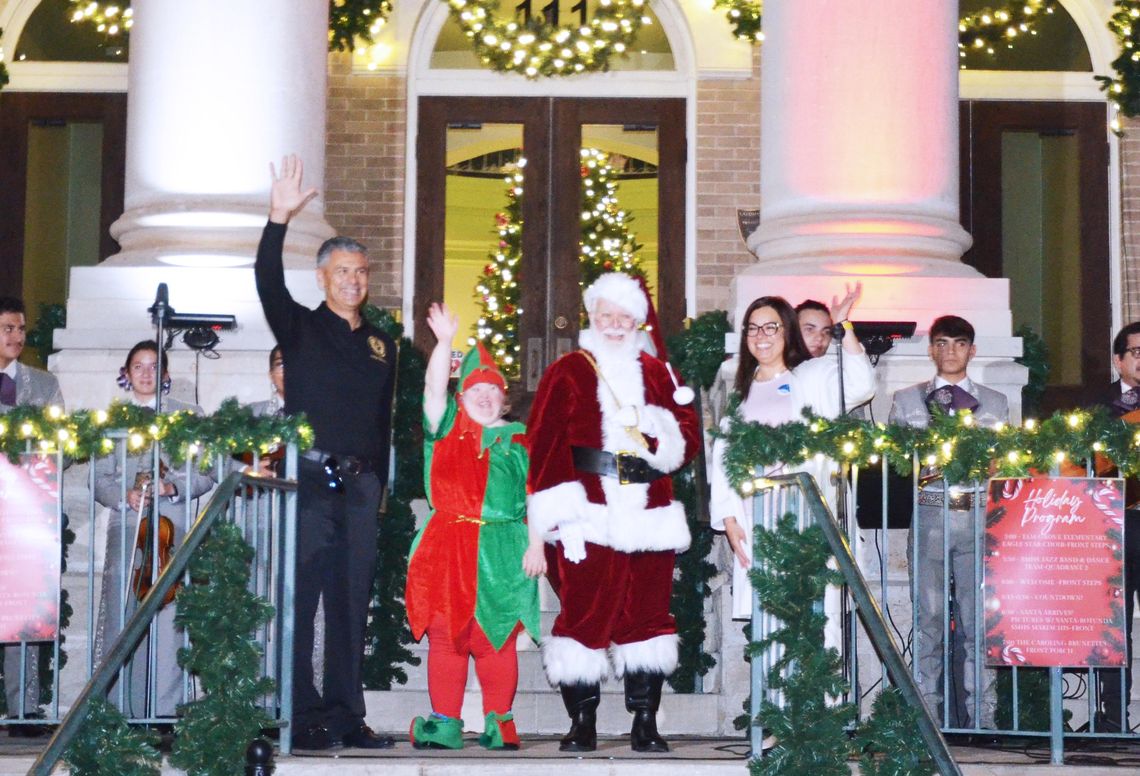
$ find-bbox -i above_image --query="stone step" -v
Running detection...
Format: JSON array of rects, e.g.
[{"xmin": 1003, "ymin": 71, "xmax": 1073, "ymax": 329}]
[{"xmin": 362, "ymin": 689, "xmax": 721, "ymax": 736}]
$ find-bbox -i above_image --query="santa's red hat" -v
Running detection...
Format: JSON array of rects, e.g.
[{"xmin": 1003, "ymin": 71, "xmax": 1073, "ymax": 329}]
[{"xmin": 582, "ymin": 272, "xmax": 666, "ymax": 357}]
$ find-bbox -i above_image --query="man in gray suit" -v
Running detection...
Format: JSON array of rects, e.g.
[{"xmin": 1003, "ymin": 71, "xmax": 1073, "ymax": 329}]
[
  {"xmin": 0, "ymin": 296, "xmax": 63, "ymax": 736},
  {"xmin": 889, "ymin": 315, "xmax": 1008, "ymax": 730}
]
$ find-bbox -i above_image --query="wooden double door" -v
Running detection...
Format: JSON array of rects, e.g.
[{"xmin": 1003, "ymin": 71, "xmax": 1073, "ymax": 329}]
[{"xmin": 414, "ymin": 96, "xmax": 686, "ymax": 412}]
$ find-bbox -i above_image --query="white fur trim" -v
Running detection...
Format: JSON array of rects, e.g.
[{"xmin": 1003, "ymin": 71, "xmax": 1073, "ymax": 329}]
[
  {"xmin": 583, "ymin": 273, "xmax": 647, "ymax": 322},
  {"xmin": 596, "ymin": 483, "xmax": 690, "ymax": 552},
  {"xmin": 542, "ymin": 636, "xmax": 611, "ymax": 686},
  {"xmin": 638, "ymin": 404, "xmax": 687, "ymax": 474},
  {"xmin": 610, "ymin": 634, "xmax": 679, "ymax": 678},
  {"xmin": 527, "ymin": 480, "xmax": 591, "ymax": 541}
]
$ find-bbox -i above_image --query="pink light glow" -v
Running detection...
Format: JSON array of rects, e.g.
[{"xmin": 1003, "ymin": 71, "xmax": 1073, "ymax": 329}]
[
  {"xmin": 771, "ymin": 1, "xmax": 956, "ymax": 207},
  {"xmin": 822, "ymin": 261, "xmax": 923, "ymax": 276},
  {"xmin": 797, "ymin": 220, "xmax": 944, "ymax": 237}
]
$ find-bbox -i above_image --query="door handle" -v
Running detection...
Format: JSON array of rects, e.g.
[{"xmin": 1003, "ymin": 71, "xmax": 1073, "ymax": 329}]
[{"xmin": 527, "ymin": 338, "xmax": 545, "ymax": 392}]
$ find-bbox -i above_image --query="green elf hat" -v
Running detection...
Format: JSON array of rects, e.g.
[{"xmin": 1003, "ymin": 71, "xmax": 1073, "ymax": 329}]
[{"xmin": 459, "ymin": 342, "xmax": 507, "ymax": 393}]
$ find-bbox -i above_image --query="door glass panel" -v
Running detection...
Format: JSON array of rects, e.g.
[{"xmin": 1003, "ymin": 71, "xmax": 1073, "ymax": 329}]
[
  {"xmin": 23, "ymin": 120, "xmax": 103, "ymax": 366},
  {"xmin": 445, "ymin": 122, "xmax": 525, "ymax": 375},
  {"xmin": 579, "ymin": 123, "xmax": 659, "ymax": 313},
  {"xmin": 1000, "ymin": 130, "xmax": 1081, "ymax": 386}
]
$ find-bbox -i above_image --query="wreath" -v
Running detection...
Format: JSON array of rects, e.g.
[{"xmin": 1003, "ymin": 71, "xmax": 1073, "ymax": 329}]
[
  {"xmin": 444, "ymin": 0, "xmax": 651, "ymax": 78},
  {"xmin": 64, "ymin": 0, "xmax": 392, "ymax": 52}
]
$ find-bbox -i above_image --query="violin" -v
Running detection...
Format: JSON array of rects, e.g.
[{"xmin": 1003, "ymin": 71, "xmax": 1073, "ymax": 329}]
[
  {"xmin": 234, "ymin": 445, "xmax": 287, "ymax": 496},
  {"xmin": 131, "ymin": 465, "xmax": 179, "ymax": 606}
]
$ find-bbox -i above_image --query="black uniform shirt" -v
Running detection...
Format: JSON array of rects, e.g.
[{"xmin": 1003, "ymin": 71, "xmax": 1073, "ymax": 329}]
[{"xmin": 255, "ymin": 221, "xmax": 395, "ymax": 481}]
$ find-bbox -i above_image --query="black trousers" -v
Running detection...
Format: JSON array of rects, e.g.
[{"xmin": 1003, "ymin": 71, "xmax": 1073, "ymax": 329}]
[
  {"xmin": 292, "ymin": 457, "xmax": 382, "ymax": 736},
  {"xmin": 1098, "ymin": 508, "xmax": 1140, "ymax": 722}
]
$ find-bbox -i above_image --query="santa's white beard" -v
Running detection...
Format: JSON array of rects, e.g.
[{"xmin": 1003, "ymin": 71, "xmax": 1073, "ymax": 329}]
[{"xmin": 580, "ymin": 327, "xmax": 641, "ymax": 367}]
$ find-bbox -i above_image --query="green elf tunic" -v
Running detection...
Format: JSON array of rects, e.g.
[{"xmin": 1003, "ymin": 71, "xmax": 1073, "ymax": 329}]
[{"xmin": 405, "ymin": 394, "xmax": 540, "ymax": 650}]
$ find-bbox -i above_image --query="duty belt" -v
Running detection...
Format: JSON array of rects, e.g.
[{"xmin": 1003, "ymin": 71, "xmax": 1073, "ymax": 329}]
[
  {"xmin": 572, "ymin": 446, "xmax": 666, "ymax": 485},
  {"xmin": 300, "ymin": 447, "xmax": 377, "ymax": 475},
  {"xmin": 917, "ymin": 489, "xmax": 977, "ymax": 511}
]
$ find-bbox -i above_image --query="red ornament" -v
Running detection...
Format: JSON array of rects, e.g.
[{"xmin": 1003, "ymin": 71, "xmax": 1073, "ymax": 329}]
[
  {"xmin": 603, "ymin": 261, "xmax": 613, "ymax": 270},
  {"xmin": 504, "ymin": 304, "xmax": 515, "ymax": 314},
  {"xmin": 484, "ymin": 265, "xmax": 494, "ymax": 276}
]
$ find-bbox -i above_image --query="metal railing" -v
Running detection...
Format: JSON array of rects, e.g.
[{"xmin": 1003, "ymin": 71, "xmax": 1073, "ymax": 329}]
[
  {"xmin": 0, "ymin": 438, "xmax": 299, "ymax": 772},
  {"xmin": 747, "ymin": 472, "xmax": 960, "ymax": 775},
  {"xmin": 748, "ymin": 463, "xmax": 1139, "ymax": 769}
]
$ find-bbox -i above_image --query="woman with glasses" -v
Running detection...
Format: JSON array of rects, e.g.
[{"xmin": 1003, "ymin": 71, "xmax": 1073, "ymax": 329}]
[
  {"xmin": 404, "ymin": 303, "xmax": 542, "ymax": 750},
  {"xmin": 710, "ymin": 292, "xmax": 874, "ymax": 621},
  {"xmin": 93, "ymin": 340, "xmax": 214, "ymax": 719}
]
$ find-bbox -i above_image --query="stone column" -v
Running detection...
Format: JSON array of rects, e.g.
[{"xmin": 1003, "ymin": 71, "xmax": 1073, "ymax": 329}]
[
  {"xmin": 749, "ymin": 0, "xmax": 972, "ymax": 275},
  {"xmin": 52, "ymin": 0, "xmax": 335, "ymax": 412},
  {"xmin": 731, "ymin": 0, "xmax": 1026, "ymax": 421},
  {"xmin": 109, "ymin": 0, "xmax": 333, "ymax": 268}
]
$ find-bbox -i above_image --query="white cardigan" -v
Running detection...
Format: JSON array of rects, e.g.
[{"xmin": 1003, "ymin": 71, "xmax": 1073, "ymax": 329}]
[{"xmin": 709, "ymin": 352, "xmax": 875, "ymax": 619}]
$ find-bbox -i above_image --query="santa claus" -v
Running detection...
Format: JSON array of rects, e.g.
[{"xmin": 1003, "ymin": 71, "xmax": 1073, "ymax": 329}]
[{"xmin": 526, "ymin": 272, "xmax": 700, "ymax": 752}]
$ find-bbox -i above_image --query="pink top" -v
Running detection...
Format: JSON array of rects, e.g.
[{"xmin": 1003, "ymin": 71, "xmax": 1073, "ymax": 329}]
[{"xmin": 740, "ymin": 370, "xmax": 797, "ymax": 428}]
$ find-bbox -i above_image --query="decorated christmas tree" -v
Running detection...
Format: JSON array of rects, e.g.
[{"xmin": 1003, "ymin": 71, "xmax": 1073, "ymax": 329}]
[
  {"xmin": 470, "ymin": 148, "xmax": 647, "ymax": 378},
  {"xmin": 471, "ymin": 163, "xmax": 525, "ymax": 379}
]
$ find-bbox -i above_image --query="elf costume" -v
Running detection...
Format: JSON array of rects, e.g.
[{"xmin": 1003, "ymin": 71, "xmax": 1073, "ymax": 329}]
[{"xmin": 405, "ymin": 344, "xmax": 540, "ymax": 749}]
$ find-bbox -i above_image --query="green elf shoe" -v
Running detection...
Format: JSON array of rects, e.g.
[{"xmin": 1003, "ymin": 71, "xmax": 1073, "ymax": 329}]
[
  {"xmin": 478, "ymin": 711, "xmax": 520, "ymax": 750},
  {"xmin": 410, "ymin": 713, "xmax": 464, "ymax": 749}
]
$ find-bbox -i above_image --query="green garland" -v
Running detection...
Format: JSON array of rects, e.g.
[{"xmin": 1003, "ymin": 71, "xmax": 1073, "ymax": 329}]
[
  {"xmin": 171, "ymin": 522, "xmax": 275, "ymax": 776},
  {"xmin": 361, "ymin": 305, "xmax": 423, "ymax": 689},
  {"xmin": 855, "ymin": 687, "xmax": 932, "ymax": 776},
  {"xmin": 63, "ymin": 698, "xmax": 161, "ymax": 776},
  {"xmin": 1015, "ymin": 324, "xmax": 1050, "ymax": 418},
  {"xmin": 0, "ymin": 398, "xmax": 311, "ymax": 466},
  {"xmin": 1100, "ymin": 1, "xmax": 1140, "ymax": 123},
  {"xmin": 721, "ymin": 404, "xmax": 1140, "ymax": 495},
  {"xmin": 958, "ymin": 1, "xmax": 1057, "ymax": 56},
  {"xmin": 749, "ymin": 514, "xmax": 852, "ymax": 775},
  {"xmin": 665, "ymin": 312, "xmax": 730, "ymax": 692},
  {"xmin": 444, "ymin": 0, "xmax": 650, "ymax": 78},
  {"xmin": 64, "ymin": 1, "xmax": 391, "ymax": 53},
  {"xmin": 26, "ymin": 303, "xmax": 66, "ymax": 366}
]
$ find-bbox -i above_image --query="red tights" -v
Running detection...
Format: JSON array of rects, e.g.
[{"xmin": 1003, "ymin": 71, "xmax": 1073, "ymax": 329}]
[{"xmin": 426, "ymin": 618, "xmax": 521, "ymax": 719}]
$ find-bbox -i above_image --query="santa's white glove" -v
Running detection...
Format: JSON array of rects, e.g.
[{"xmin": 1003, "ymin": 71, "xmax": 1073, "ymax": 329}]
[
  {"xmin": 637, "ymin": 405, "xmax": 659, "ymax": 436},
  {"xmin": 558, "ymin": 522, "xmax": 587, "ymax": 564}
]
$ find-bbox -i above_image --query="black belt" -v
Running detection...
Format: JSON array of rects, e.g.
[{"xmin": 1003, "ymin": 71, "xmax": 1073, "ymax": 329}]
[
  {"xmin": 301, "ymin": 447, "xmax": 377, "ymax": 475},
  {"xmin": 572, "ymin": 446, "xmax": 666, "ymax": 485}
]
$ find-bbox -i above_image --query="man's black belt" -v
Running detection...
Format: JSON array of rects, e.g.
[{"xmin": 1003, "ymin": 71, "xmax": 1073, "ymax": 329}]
[
  {"xmin": 301, "ymin": 447, "xmax": 377, "ymax": 475},
  {"xmin": 572, "ymin": 446, "xmax": 667, "ymax": 485}
]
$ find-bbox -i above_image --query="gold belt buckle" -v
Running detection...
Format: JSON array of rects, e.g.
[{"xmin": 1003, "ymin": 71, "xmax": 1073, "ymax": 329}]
[{"xmin": 615, "ymin": 451, "xmax": 636, "ymax": 485}]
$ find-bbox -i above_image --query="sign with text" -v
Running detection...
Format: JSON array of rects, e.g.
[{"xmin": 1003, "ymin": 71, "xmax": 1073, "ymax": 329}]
[
  {"xmin": 0, "ymin": 455, "xmax": 61, "ymax": 643},
  {"xmin": 984, "ymin": 477, "xmax": 1125, "ymax": 668}
]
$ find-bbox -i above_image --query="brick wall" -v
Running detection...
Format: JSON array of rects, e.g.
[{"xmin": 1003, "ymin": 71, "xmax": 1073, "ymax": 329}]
[
  {"xmin": 323, "ymin": 52, "xmax": 767, "ymax": 320},
  {"xmin": 693, "ymin": 48, "xmax": 761, "ymax": 316},
  {"xmin": 325, "ymin": 53, "xmax": 407, "ymax": 311}
]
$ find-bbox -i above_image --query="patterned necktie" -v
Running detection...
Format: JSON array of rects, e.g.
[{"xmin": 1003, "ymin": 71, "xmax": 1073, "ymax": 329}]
[
  {"xmin": 1112, "ymin": 386, "xmax": 1140, "ymax": 417},
  {"xmin": 0, "ymin": 373, "xmax": 16, "ymax": 407}
]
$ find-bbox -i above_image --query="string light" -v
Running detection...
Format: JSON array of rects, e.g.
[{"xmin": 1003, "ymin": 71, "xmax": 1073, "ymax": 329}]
[
  {"xmin": 65, "ymin": 1, "xmax": 392, "ymax": 53},
  {"xmin": 447, "ymin": 0, "xmax": 648, "ymax": 78}
]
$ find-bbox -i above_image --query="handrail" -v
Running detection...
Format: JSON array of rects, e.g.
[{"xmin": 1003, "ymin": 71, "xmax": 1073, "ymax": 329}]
[
  {"xmin": 761, "ymin": 472, "xmax": 964, "ymax": 776},
  {"xmin": 29, "ymin": 471, "xmax": 243, "ymax": 776}
]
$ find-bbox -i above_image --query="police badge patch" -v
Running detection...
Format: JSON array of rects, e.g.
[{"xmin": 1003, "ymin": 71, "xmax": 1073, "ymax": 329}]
[{"xmin": 368, "ymin": 336, "xmax": 388, "ymax": 363}]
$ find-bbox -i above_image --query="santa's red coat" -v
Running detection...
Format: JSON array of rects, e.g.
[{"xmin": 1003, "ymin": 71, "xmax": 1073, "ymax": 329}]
[{"xmin": 526, "ymin": 347, "xmax": 701, "ymax": 553}]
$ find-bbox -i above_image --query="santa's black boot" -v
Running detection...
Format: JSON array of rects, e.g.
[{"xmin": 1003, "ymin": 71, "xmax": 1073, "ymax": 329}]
[
  {"xmin": 626, "ymin": 671, "xmax": 669, "ymax": 752},
  {"xmin": 559, "ymin": 683, "xmax": 599, "ymax": 752}
]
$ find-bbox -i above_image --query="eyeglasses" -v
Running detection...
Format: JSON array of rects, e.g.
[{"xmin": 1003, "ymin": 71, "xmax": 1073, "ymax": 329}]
[
  {"xmin": 1124, "ymin": 347, "xmax": 1140, "ymax": 359},
  {"xmin": 323, "ymin": 457, "xmax": 344, "ymax": 493},
  {"xmin": 594, "ymin": 312, "xmax": 637, "ymax": 330},
  {"xmin": 744, "ymin": 322, "xmax": 782, "ymax": 338}
]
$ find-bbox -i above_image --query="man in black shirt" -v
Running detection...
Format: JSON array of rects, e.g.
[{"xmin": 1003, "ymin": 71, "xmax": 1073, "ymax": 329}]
[{"xmin": 255, "ymin": 155, "xmax": 396, "ymax": 750}]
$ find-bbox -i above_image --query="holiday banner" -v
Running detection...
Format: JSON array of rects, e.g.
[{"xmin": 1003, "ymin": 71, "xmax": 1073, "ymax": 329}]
[
  {"xmin": 0, "ymin": 454, "xmax": 61, "ymax": 643},
  {"xmin": 984, "ymin": 477, "xmax": 1125, "ymax": 668}
]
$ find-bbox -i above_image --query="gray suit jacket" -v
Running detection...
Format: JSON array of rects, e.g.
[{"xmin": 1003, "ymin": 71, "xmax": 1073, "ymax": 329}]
[
  {"xmin": 889, "ymin": 378, "xmax": 1009, "ymax": 430},
  {"xmin": 0, "ymin": 362, "xmax": 64, "ymax": 413}
]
